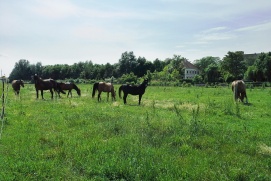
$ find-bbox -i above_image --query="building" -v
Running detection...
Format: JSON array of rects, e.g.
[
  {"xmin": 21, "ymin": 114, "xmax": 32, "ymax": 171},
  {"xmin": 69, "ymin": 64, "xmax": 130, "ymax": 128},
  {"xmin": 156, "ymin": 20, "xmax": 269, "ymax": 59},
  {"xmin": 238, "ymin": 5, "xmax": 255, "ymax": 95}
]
[{"xmin": 183, "ymin": 60, "xmax": 200, "ymax": 79}]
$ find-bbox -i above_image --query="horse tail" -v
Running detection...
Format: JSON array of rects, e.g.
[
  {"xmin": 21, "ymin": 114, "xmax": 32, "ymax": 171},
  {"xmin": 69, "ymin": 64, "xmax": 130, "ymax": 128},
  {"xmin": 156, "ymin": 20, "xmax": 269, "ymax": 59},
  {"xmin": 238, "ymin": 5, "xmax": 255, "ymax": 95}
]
[
  {"xmin": 233, "ymin": 81, "xmax": 238, "ymax": 101},
  {"xmin": 241, "ymin": 80, "xmax": 248, "ymax": 103},
  {"xmin": 92, "ymin": 82, "xmax": 99, "ymax": 98},
  {"xmin": 119, "ymin": 85, "xmax": 123, "ymax": 98}
]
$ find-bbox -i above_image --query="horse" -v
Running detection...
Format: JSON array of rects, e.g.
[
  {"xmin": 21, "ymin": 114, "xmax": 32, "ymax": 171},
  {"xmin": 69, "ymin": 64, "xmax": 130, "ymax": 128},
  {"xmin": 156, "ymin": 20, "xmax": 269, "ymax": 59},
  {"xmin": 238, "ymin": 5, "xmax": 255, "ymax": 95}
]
[
  {"xmin": 57, "ymin": 82, "xmax": 81, "ymax": 97},
  {"xmin": 119, "ymin": 78, "xmax": 148, "ymax": 105},
  {"xmin": 11, "ymin": 79, "xmax": 24, "ymax": 95},
  {"xmin": 33, "ymin": 74, "xmax": 65, "ymax": 99},
  {"xmin": 92, "ymin": 82, "xmax": 116, "ymax": 101},
  {"xmin": 231, "ymin": 80, "xmax": 248, "ymax": 103}
]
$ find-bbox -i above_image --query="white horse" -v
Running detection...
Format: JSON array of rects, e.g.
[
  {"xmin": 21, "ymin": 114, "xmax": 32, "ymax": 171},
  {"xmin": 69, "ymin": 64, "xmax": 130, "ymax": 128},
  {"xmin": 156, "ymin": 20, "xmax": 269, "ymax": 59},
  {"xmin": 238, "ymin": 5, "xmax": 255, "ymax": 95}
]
[{"xmin": 231, "ymin": 80, "xmax": 248, "ymax": 103}]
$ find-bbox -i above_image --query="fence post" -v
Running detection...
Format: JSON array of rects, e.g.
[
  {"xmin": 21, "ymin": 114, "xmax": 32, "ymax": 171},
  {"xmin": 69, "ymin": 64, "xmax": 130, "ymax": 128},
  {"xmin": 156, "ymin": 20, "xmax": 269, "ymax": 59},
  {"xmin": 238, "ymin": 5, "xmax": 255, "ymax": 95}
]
[
  {"xmin": 0, "ymin": 76, "xmax": 8, "ymax": 139},
  {"xmin": 1, "ymin": 76, "xmax": 5, "ymax": 119}
]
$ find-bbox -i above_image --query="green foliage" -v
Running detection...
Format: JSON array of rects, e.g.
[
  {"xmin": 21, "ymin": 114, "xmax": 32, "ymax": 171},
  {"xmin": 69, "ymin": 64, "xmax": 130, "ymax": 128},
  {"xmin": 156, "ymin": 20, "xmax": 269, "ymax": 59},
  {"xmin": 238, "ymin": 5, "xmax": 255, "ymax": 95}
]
[
  {"xmin": 7, "ymin": 51, "xmax": 271, "ymax": 87},
  {"xmin": 220, "ymin": 51, "xmax": 247, "ymax": 81},
  {"xmin": 118, "ymin": 72, "xmax": 138, "ymax": 84}
]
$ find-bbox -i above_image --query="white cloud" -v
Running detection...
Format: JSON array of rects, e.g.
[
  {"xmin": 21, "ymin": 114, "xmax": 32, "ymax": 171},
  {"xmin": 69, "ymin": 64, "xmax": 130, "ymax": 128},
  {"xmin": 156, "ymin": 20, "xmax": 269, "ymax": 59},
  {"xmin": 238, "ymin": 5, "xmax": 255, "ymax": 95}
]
[
  {"xmin": 30, "ymin": 0, "xmax": 79, "ymax": 19},
  {"xmin": 1, "ymin": 0, "xmax": 271, "ymax": 77},
  {"xmin": 235, "ymin": 21, "xmax": 271, "ymax": 32}
]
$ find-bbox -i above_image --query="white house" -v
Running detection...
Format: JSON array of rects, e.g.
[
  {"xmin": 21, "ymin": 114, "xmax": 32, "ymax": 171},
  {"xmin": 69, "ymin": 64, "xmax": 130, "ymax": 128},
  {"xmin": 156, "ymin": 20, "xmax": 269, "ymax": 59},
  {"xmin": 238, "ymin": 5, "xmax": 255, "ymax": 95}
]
[{"xmin": 183, "ymin": 60, "xmax": 200, "ymax": 79}]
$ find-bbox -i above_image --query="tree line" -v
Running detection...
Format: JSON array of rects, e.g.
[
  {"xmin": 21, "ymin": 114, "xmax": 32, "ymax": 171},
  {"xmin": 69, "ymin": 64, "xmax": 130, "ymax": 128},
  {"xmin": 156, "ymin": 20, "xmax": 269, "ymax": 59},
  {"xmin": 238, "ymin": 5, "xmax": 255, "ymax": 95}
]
[{"xmin": 8, "ymin": 51, "xmax": 271, "ymax": 84}]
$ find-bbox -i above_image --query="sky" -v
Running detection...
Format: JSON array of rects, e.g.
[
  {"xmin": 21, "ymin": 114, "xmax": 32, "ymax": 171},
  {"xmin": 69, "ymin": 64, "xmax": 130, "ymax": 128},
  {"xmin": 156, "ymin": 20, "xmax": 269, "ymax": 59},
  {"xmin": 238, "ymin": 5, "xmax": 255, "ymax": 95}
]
[{"xmin": 1, "ymin": 0, "xmax": 271, "ymax": 77}]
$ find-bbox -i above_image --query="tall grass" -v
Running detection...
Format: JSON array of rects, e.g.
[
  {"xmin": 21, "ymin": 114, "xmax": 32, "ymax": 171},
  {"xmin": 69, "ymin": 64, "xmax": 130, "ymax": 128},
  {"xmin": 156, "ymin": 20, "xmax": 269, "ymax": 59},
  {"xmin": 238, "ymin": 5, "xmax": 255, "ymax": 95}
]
[{"xmin": 1, "ymin": 84, "xmax": 271, "ymax": 180}]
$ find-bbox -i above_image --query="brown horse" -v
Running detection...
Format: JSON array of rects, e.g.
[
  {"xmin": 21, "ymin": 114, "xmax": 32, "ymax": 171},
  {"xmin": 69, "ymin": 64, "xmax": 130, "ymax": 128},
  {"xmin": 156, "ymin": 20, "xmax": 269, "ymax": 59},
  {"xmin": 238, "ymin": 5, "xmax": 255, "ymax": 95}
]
[
  {"xmin": 11, "ymin": 79, "xmax": 24, "ymax": 95},
  {"xmin": 92, "ymin": 82, "xmax": 116, "ymax": 101},
  {"xmin": 231, "ymin": 80, "xmax": 248, "ymax": 103},
  {"xmin": 33, "ymin": 74, "xmax": 65, "ymax": 99},
  {"xmin": 57, "ymin": 82, "xmax": 81, "ymax": 97}
]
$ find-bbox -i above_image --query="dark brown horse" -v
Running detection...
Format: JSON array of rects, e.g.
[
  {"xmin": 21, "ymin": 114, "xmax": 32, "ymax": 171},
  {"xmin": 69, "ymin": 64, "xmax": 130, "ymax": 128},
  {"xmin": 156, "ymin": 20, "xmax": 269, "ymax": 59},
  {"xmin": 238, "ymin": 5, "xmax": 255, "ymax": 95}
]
[
  {"xmin": 33, "ymin": 74, "xmax": 65, "ymax": 99},
  {"xmin": 11, "ymin": 79, "xmax": 24, "ymax": 95},
  {"xmin": 57, "ymin": 82, "xmax": 81, "ymax": 97},
  {"xmin": 232, "ymin": 80, "xmax": 248, "ymax": 103},
  {"xmin": 119, "ymin": 79, "xmax": 148, "ymax": 105},
  {"xmin": 92, "ymin": 82, "xmax": 116, "ymax": 101}
]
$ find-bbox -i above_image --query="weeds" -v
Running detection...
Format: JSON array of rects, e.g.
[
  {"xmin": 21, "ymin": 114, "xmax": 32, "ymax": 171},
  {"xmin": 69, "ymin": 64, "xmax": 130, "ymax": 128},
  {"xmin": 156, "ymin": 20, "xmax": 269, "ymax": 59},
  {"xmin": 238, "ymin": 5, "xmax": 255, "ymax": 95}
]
[{"xmin": 1, "ymin": 85, "xmax": 271, "ymax": 180}]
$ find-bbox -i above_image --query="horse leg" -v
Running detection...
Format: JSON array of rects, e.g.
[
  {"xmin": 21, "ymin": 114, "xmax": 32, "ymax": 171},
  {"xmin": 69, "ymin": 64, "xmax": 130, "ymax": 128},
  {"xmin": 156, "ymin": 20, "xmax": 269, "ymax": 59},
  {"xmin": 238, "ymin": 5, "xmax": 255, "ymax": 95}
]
[
  {"xmin": 111, "ymin": 92, "xmax": 115, "ymax": 101},
  {"xmin": 41, "ymin": 90, "xmax": 44, "ymax": 99},
  {"xmin": 36, "ymin": 90, "xmax": 39, "ymax": 99},
  {"xmin": 98, "ymin": 92, "xmax": 101, "ymax": 101},
  {"xmin": 70, "ymin": 90, "xmax": 72, "ymax": 97},
  {"xmin": 244, "ymin": 92, "xmax": 248, "ymax": 103},
  {"xmin": 123, "ymin": 93, "xmax": 128, "ymax": 104},
  {"xmin": 241, "ymin": 91, "xmax": 248, "ymax": 103},
  {"xmin": 107, "ymin": 92, "xmax": 109, "ymax": 101},
  {"xmin": 138, "ymin": 94, "xmax": 142, "ymax": 105},
  {"xmin": 50, "ymin": 89, "xmax": 53, "ymax": 99}
]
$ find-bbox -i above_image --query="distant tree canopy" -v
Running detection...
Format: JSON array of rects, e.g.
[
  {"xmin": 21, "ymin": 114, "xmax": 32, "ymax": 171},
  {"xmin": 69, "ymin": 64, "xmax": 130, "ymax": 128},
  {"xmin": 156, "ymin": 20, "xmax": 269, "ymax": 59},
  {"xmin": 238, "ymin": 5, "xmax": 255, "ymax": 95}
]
[{"xmin": 8, "ymin": 51, "xmax": 271, "ymax": 84}]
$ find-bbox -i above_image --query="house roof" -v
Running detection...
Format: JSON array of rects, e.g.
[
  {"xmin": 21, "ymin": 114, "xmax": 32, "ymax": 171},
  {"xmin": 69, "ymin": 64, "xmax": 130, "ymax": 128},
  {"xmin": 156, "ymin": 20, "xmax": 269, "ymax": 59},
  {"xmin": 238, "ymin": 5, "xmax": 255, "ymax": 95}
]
[{"xmin": 183, "ymin": 60, "xmax": 199, "ymax": 70}]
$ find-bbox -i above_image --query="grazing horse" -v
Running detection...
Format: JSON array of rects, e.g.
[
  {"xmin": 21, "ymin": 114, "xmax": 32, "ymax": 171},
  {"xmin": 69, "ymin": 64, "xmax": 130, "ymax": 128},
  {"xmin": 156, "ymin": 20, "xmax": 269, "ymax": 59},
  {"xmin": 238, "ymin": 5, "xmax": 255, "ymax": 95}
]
[
  {"xmin": 33, "ymin": 74, "xmax": 65, "ymax": 99},
  {"xmin": 92, "ymin": 82, "xmax": 116, "ymax": 101},
  {"xmin": 57, "ymin": 82, "xmax": 81, "ymax": 97},
  {"xmin": 232, "ymin": 80, "xmax": 248, "ymax": 103},
  {"xmin": 11, "ymin": 79, "xmax": 24, "ymax": 95},
  {"xmin": 119, "ymin": 79, "xmax": 148, "ymax": 105}
]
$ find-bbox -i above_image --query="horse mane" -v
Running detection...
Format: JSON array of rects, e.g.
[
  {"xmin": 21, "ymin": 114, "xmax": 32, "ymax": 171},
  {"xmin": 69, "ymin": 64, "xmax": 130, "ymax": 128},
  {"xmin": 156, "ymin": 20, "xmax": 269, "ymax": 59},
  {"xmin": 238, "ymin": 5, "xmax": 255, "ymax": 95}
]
[{"xmin": 73, "ymin": 83, "xmax": 79, "ymax": 90}]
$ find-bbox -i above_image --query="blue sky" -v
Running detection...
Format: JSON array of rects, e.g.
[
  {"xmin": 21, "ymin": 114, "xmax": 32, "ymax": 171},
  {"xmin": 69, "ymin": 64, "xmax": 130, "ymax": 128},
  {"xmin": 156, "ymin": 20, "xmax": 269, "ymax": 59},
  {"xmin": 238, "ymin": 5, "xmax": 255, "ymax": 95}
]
[{"xmin": 1, "ymin": 0, "xmax": 271, "ymax": 77}]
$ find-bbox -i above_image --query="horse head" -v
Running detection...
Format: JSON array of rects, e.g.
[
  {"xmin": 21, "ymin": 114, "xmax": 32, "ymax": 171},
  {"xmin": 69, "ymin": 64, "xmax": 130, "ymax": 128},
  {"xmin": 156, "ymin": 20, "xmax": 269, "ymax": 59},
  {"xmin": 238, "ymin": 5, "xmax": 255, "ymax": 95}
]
[
  {"xmin": 77, "ymin": 88, "xmax": 81, "ymax": 96},
  {"xmin": 33, "ymin": 74, "xmax": 40, "ymax": 84},
  {"xmin": 20, "ymin": 79, "xmax": 24, "ymax": 87},
  {"xmin": 143, "ymin": 78, "xmax": 149, "ymax": 87}
]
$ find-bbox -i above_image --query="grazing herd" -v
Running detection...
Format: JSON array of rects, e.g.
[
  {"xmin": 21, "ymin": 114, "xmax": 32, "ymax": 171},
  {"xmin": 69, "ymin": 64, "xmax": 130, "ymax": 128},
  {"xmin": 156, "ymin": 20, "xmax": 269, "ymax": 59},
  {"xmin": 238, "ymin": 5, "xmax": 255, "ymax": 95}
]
[
  {"xmin": 11, "ymin": 75, "xmax": 249, "ymax": 105},
  {"xmin": 11, "ymin": 74, "xmax": 150, "ymax": 105}
]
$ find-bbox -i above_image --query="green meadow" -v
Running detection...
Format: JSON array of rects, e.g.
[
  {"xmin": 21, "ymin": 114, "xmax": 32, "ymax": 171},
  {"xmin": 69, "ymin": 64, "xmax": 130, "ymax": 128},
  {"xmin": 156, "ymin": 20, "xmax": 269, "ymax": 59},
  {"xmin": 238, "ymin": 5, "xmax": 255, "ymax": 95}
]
[{"xmin": 1, "ymin": 83, "xmax": 271, "ymax": 180}]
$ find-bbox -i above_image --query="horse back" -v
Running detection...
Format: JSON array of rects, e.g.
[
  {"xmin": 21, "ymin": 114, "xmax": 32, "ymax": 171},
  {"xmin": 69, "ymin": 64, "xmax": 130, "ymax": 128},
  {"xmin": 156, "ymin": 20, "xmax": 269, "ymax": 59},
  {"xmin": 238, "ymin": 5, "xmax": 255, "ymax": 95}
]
[
  {"xmin": 122, "ymin": 84, "xmax": 146, "ymax": 95},
  {"xmin": 99, "ymin": 82, "xmax": 114, "ymax": 92},
  {"xmin": 12, "ymin": 80, "xmax": 20, "ymax": 90},
  {"xmin": 234, "ymin": 80, "xmax": 246, "ymax": 93},
  {"xmin": 35, "ymin": 79, "xmax": 55, "ymax": 90}
]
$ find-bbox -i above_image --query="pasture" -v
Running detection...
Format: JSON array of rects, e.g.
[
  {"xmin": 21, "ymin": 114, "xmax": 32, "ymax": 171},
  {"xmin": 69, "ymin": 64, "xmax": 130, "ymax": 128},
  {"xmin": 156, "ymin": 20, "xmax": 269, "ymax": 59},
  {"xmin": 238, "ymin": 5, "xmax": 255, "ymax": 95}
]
[{"xmin": 1, "ymin": 83, "xmax": 271, "ymax": 180}]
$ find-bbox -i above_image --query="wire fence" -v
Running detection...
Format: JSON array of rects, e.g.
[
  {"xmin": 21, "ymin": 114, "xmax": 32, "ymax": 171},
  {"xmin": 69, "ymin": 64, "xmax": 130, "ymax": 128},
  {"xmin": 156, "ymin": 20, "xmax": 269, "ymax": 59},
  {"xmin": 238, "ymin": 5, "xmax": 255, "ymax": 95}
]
[{"xmin": 0, "ymin": 76, "xmax": 9, "ymax": 139}]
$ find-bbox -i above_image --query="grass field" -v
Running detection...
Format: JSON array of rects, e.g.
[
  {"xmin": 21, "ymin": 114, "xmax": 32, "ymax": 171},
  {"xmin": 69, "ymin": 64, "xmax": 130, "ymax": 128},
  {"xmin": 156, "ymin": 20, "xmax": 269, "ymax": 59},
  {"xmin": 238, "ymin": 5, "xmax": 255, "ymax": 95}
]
[{"xmin": 1, "ymin": 83, "xmax": 271, "ymax": 180}]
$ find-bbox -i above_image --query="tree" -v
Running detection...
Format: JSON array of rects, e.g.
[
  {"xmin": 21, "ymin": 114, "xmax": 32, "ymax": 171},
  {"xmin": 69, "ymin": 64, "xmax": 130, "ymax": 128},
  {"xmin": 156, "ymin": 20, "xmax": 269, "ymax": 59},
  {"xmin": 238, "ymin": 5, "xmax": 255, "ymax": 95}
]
[
  {"xmin": 134, "ymin": 56, "xmax": 146, "ymax": 77},
  {"xmin": 244, "ymin": 65, "xmax": 257, "ymax": 81},
  {"xmin": 153, "ymin": 58, "xmax": 164, "ymax": 72},
  {"xmin": 119, "ymin": 72, "xmax": 138, "ymax": 84},
  {"xmin": 118, "ymin": 51, "xmax": 137, "ymax": 75},
  {"xmin": 194, "ymin": 56, "xmax": 220, "ymax": 81},
  {"xmin": 205, "ymin": 63, "xmax": 221, "ymax": 83},
  {"xmin": 29, "ymin": 62, "xmax": 43, "ymax": 76},
  {"xmin": 9, "ymin": 59, "xmax": 31, "ymax": 81},
  {"xmin": 193, "ymin": 74, "xmax": 203, "ymax": 84},
  {"xmin": 220, "ymin": 51, "xmax": 246, "ymax": 82},
  {"xmin": 254, "ymin": 52, "xmax": 271, "ymax": 81}
]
